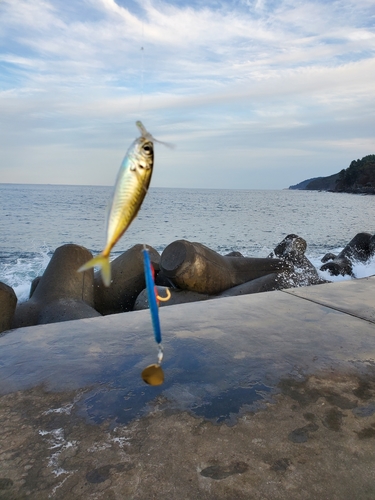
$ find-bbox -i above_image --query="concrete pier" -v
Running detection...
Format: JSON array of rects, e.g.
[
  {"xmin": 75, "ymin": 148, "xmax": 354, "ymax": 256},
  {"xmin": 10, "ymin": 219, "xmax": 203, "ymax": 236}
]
[{"xmin": 0, "ymin": 277, "xmax": 375, "ymax": 499}]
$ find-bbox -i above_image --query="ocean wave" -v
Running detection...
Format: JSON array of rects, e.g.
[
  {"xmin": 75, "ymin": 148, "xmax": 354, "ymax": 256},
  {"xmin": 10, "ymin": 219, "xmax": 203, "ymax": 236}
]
[{"xmin": 0, "ymin": 245, "xmax": 52, "ymax": 302}]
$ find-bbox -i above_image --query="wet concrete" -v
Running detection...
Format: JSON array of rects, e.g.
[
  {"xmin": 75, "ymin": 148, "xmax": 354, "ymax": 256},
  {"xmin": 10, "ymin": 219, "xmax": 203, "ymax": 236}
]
[
  {"xmin": 284, "ymin": 276, "xmax": 375, "ymax": 323},
  {"xmin": 1, "ymin": 277, "xmax": 375, "ymax": 499}
]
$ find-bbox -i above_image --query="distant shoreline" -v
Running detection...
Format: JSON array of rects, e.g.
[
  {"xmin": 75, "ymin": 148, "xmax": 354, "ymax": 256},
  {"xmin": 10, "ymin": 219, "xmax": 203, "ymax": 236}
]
[
  {"xmin": 289, "ymin": 154, "xmax": 375, "ymax": 194},
  {"xmin": 290, "ymin": 187, "xmax": 375, "ymax": 195}
]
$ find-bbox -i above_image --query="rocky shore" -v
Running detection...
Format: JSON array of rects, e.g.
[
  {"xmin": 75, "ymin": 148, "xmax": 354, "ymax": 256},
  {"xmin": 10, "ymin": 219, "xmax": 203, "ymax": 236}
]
[
  {"xmin": 1, "ymin": 232, "xmax": 375, "ymax": 334},
  {"xmin": 289, "ymin": 154, "xmax": 375, "ymax": 193}
]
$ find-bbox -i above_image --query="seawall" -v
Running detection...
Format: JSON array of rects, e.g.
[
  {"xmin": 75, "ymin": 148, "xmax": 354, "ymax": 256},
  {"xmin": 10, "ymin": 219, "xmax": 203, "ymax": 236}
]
[{"xmin": 1, "ymin": 277, "xmax": 375, "ymax": 499}]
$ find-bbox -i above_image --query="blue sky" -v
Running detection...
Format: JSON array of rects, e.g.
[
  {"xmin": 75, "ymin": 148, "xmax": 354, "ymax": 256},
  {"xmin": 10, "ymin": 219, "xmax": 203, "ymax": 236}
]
[{"xmin": 0, "ymin": 0, "xmax": 374, "ymax": 189}]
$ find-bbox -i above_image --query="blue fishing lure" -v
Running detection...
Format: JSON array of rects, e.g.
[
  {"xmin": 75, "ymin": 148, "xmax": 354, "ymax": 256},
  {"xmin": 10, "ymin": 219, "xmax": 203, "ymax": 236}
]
[{"xmin": 143, "ymin": 247, "xmax": 162, "ymax": 344}]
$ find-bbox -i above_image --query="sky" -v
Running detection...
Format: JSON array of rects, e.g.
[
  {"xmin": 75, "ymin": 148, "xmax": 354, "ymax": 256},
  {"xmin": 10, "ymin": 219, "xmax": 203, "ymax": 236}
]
[{"xmin": 0, "ymin": 0, "xmax": 374, "ymax": 189}]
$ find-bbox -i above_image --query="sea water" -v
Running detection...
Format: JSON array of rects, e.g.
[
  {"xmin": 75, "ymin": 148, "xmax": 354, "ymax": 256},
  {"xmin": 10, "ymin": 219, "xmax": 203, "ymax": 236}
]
[{"xmin": 0, "ymin": 183, "xmax": 374, "ymax": 302}]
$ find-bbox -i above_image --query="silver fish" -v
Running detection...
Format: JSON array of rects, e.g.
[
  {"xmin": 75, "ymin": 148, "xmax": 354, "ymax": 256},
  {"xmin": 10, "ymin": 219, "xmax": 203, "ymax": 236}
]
[{"xmin": 78, "ymin": 121, "xmax": 155, "ymax": 286}]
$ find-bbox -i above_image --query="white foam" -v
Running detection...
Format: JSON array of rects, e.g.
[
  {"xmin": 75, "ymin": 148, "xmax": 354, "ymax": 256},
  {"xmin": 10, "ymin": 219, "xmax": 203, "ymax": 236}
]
[
  {"xmin": 310, "ymin": 252, "xmax": 375, "ymax": 283},
  {"xmin": 42, "ymin": 403, "xmax": 74, "ymax": 416},
  {"xmin": 1, "ymin": 245, "xmax": 51, "ymax": 302},
  {"xmin": 2, "ymin": 244, "xmax": 375, "ymax": 304},
  {"xmin": 352, "ymin": 257, "xmax": 375, "ymax": 279},
  {"xmin": 38, "ymin": 427, "xmax": 78, "ymax": 481}
]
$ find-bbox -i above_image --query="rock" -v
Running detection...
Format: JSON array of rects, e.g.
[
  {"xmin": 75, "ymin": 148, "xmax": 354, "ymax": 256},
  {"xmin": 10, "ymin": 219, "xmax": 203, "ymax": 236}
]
[
  {"xmin": 269, "ymin": 234, "xmax": 326, "ymax": 287},
  {"xmin": 134, "ymin": 285, "xmax": 211, "ymax": 310},
  {"xmin": 217, "ymin": 273, "xmax": 283, "ymax": 297},
  {"xmin": 94, "ymin": 244, "xmax": 160, "ymax": 315},
  {"xmin": 320, "ymin": 257, "xmax": 354, "ymax": 277},
  {"xmin": 338, "ymin": 232, "xmax": 373, "ymax": 263},
  {"xmin": 160, "ymin": 240, "xmax": 290, "ymax": 295},
  {"xmin": 12, "ymin": 244, "xmax": 98, "ymax": 328},
  {"xmin": 0, "ymin": 282, "xmax": 17, "ymax": 333}
]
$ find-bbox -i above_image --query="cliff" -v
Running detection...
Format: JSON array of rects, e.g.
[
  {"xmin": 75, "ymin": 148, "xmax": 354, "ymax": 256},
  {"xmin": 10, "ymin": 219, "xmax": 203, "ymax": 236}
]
[{"xmin": 289, "ymin": 155, "xmax": 375, "ymax": 193}]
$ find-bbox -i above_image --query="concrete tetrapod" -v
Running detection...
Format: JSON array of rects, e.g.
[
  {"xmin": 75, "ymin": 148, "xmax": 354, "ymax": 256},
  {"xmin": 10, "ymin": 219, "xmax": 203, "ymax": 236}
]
[
  {"xmin": 339, "ymin": 232, "xmax": 374, "ymax": 263},
  {"xmin": 160, "ymin": 239, "xmax": 290, "ymax": 294},
  {"xmin": 320, "ymin": 233, "xmax": 375, "ymax": 276},
  {"xmin": 94, "ymin": 244, "xmax": 160, "ymax": 315},
  {"xmin": 134, "ymin": 285, "xmax": 211, "ymax": 310},
  {"xmin": 320, "ymin": 232, "xmax": 375, "ymax": 277},
  {"xmin": 217, "ymin": 272, "xmax": 283, "ymax": 297},
  {"xmin": 269, "ymin": 234, "xmax": 327, "ymax": 287},
  {"xmin": 11, "ymin": 244, "xmax": 100, "ymax": 328},
  {"xmin": 0, "ymin": 282, "xmax": 17, "ymax": 333}
]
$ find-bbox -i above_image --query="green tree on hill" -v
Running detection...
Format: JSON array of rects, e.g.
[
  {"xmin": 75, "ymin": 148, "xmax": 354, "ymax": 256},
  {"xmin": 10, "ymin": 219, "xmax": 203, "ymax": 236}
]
[
  {"xmin": 291, "ymin": 154, "xmax": 375, "ymax": 193},
  {"xmin": 335, "ymin": 155, "xmax": 375, "ymax": 191}
]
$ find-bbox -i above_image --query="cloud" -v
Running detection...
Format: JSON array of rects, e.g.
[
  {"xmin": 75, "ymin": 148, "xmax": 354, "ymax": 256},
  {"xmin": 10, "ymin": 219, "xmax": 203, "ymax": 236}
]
[{"xmin": 0, "ymin": 0, "xmax": 374, "ymax": 188}]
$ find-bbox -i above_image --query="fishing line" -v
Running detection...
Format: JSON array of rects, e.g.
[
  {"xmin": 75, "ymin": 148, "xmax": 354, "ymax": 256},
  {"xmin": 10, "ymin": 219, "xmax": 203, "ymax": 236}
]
[{"xmin": 137, "ymin": 17, "xmax": 145, "ymax": 117}]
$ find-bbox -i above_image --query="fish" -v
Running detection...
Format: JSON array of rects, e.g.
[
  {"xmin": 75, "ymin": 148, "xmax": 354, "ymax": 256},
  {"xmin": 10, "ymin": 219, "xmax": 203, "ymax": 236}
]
[{"xmin": 78, "ymin": 121, "xmax": 155, "ymax": 286}]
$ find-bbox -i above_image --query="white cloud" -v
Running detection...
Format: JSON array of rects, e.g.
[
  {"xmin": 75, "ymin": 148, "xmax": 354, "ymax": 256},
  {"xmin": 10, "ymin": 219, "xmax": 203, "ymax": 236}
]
[{"xmin": 0, "ymin": 0, "xmax": 374, "ymax": 188}]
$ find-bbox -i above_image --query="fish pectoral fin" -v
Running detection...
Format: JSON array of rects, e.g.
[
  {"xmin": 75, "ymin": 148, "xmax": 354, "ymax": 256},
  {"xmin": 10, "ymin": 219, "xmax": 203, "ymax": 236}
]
[
  {"xmin": 78, "ymin": 254, "xmax": 111, "ymax": 287},
  {"xmin": 157, "ymin": 288, "xmax": 171, "ymax": 302}
]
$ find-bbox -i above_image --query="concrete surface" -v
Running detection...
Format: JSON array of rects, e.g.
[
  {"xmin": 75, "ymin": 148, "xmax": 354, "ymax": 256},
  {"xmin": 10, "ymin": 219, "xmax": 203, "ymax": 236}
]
[{"xmin": 0, "ymin": 277, "xmax": 375, "ymax": 499}]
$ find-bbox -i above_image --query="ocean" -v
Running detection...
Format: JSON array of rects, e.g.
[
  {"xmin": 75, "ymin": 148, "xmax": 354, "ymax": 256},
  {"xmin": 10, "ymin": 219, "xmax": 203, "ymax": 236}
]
[{"xmin": 1, "ymin": 183, "xmax": 374, "ymax": 302}]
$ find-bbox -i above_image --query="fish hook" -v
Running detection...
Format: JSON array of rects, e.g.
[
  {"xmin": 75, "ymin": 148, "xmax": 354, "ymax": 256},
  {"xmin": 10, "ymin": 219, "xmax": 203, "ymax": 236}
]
[{"xmin": 156, "ymin": 288, "xmax": 171, "ymax": 303}]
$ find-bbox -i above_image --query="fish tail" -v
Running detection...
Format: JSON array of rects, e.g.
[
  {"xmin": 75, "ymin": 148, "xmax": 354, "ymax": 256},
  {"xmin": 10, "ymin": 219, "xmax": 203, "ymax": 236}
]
[{"xmin": 78, "ymin": 254, "xmax": 111, "ymax": 287}]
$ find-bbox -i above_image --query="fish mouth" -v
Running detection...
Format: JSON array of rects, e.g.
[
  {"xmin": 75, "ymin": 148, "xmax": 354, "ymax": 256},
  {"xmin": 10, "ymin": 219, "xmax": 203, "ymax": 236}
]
[
  {"xmin": 136, "ymin": 121, "xmax": 152, "ymax": 141},
  {"xmin": 136, "ymin": 121, "xmax": 174, "ymax": 149}
]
